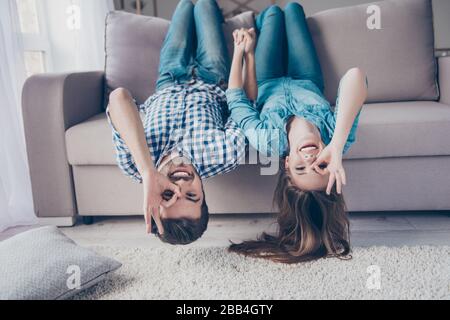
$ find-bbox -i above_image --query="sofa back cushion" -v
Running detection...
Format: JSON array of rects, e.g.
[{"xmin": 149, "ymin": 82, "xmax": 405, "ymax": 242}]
[
  {"xmin": 105, "ymin": 11, "xmax": 255, "ymax": 106},
  {"xmin": 307, "ymin": 0, "xmax": 438, "ymax": 104}
]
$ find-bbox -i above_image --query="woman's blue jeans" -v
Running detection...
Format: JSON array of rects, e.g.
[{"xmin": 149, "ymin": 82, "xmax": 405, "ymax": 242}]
[
  {"xmin": 156, "ymin": 0, "xmax": 230, "ymax": 91},
  {"xmin": 255, "ymin": 3, "xmax": 324, "ymax": 92}
]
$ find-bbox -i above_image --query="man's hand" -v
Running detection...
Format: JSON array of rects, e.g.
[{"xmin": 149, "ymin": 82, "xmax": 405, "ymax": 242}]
[
  {"xmin": 141, "ymin": 169, "xmax": 181, "ymax": 235},
  {"xmin": 312, "ymin": 142, "xmax": 346, "ymax": 195},
  {"xmin": 244, "ymin": 28, "xmax": 256, "ymax": 55},
  {"xmin": 233, "ymin": 29, "xmax": 246, "ymax": 56}
]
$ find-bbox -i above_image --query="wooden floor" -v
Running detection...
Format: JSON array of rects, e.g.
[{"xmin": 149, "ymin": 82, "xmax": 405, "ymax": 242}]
[
  {"xmin": 2, "ymin": 212, "xmax": 450, "ymax": 248},
  {"xmin": 63, "ymin": 212, "xmax": 450, "ymax": 248}
]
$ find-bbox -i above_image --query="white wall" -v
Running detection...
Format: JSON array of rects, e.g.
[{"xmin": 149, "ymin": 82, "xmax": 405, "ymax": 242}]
[{"xmin": 115, "ymin": 0, "xmax": 450, "ymax": 49}]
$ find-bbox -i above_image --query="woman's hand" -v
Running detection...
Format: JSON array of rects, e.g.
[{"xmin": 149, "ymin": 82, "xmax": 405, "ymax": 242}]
[
  {"xmin": 312, "ymin": 142, "xmax": 346, "ymax": 195},
  {"xmin": 229, "ymin": 28, "xmax": 257, "ymax": 98},
  {"xmin": 244, "ymin": 28, "xmax": 256, "ymax": 55},
  {"xmin": 233, "ymin": 28, "xmax": 256, "ymax": 55},
  {"xmin": 141, "ymin": 169, "xmax": 181, "ymax": 235}
]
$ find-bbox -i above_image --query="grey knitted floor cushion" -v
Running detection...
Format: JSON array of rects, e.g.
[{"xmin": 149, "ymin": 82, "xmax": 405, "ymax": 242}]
[{"xmin": 0, "ymin": 226, "xmax": 121, "ymax": 300}]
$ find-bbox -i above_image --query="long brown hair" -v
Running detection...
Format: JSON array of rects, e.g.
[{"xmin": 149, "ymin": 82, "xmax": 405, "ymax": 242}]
[{"xmin": 229, "ymin": 166, "xmax": 351, "ymax": 264}]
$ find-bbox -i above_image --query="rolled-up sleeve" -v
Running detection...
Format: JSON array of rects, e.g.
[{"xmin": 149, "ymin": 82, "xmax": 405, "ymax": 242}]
[
  {"xmin": 226, "ymin": 88, "xmax": 261, "ymax": 130},
  {"xmin": 226, "ymin": 88, "xmax": 284, "ymax": 157}
]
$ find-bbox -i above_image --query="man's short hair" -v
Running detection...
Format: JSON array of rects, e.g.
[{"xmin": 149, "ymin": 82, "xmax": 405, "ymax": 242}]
[{"xmin": 156, "ymin": 194, "xmax": 209, "ymax": 245}]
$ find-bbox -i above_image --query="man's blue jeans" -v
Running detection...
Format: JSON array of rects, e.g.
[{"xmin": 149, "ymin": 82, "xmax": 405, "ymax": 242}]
[{"xmin": 156, "ymin": 0, "xmax": 230, "ymax": 91}]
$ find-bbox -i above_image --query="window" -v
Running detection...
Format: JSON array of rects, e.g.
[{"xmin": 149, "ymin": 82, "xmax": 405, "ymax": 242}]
[
  {"xmin": 16, "ymin": 0, "xmax": 51, "ymax": 77},
  {"xmin": 23, "ymin": 51, "xmax": 45, "ymax": 75}
]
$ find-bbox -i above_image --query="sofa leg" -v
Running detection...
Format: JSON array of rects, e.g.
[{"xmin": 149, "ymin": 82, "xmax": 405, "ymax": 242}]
[
  {"xmin": 38, "ymin": 217, "xmax": 76, "ymax": 227},
  {"xmin": 82, "ymin": 216, "xmax": 95, "ymax": 225}
]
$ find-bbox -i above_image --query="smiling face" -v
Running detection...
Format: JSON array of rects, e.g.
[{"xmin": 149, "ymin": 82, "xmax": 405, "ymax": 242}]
[
  {"xmin": 285, "ymin": 117, "xmax": 329, "ymax": 191},
  {"xmin": 158, "ymin": 158, "xmax": 204, "ymax": 220}
]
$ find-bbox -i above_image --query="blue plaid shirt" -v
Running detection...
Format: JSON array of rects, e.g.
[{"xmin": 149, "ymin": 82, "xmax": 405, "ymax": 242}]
[{"xmin": 107, "ymin": 79, "xmax": 246, "ymax": 183}]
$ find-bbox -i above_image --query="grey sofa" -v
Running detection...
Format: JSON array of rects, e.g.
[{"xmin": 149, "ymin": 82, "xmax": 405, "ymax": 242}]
[{"xmin": 22, "ymin": 0, "xmax": 450, "ymax": 226}]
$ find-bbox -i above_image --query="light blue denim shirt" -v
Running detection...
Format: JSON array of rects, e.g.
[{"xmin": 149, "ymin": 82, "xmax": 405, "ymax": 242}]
[{"xmin": 226, "ymin": 77, "xmax": 361, "ymax": 157}]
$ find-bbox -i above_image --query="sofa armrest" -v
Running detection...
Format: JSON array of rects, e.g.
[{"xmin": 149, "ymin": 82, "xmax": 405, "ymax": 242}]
[
  {"xmin": 22, "ymin": 71, "xmax": 105, "ymax": 220},
  {"xmin": 439, "ymin": 56, "xmax": 450, "ymax": 105}
]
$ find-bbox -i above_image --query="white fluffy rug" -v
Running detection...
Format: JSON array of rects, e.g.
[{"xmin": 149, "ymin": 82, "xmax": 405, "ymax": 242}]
[{"xmin": 74, "ymin": 246, "xmax": 450, "ymax": 300}]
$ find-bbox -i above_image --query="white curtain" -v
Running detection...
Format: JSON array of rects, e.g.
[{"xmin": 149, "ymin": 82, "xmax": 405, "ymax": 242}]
[
  {"xmin": 74, "ymin": 0, "xmax": 115, "ymax": 71},
  {"xmin": 0, "ymin": 0, "xmax": 113, "ymax": 232},
  {"xmin": 0, "ymin": 0, "xmax": 37, "ymax": 232},
  {"xmin": 43, "ymin": 0, "xmax": 115, "ymax": 72}
]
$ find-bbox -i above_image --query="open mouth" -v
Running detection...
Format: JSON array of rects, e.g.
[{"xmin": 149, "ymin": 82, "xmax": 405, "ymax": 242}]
[
  {"xmin": 299, "ymin": 143, "xmax": 319, "ymax": 152},
  {"xmin": 169, "ymin": 167, "xmax": 194, "ymax": 179}
]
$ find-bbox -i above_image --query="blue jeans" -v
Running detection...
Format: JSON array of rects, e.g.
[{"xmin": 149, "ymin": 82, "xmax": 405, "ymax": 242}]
[
  {"xmin": 156, "ymin": 0, "xmax": 230, "ymax": 91},
  {"xmin": 255, "ymin": 3, "xmax": 324, "ymax": 92}
]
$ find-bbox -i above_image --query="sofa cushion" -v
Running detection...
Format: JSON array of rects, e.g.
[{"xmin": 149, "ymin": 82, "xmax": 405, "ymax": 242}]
[
  {"xmin": 308, "ymin": 0, "xmax": 438, "ymax": 104},
  {"xmin": 346, "ymin": 101, "xmax": 450, "ymax": 159},
  {"xmin": 66, "ymin": 112, "xmax": 116, "ymax": 165},
  {"xmin": 66, "ymin": 102, "xmax": 450, "ymax": 166},
  {"xmin": 105, "ymin": 11, "xmax": 255, "ymax": 107}
]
